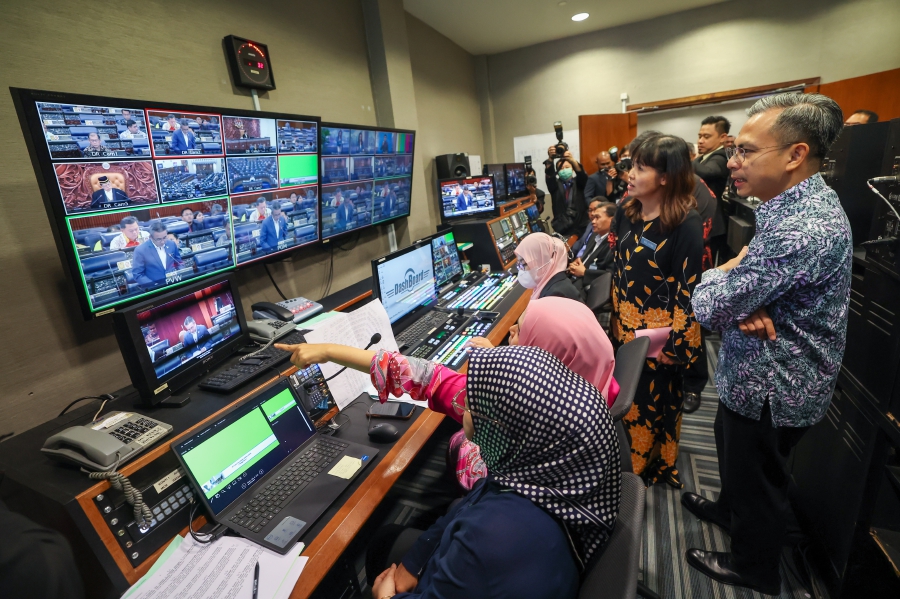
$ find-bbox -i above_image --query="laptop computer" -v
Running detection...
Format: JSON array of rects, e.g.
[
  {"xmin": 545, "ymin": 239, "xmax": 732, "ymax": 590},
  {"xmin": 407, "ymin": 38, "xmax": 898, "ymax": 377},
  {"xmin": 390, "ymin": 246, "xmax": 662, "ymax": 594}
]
[{"xmin": 172, "ymin": 378, "xmax": 378, "ymax": 554}]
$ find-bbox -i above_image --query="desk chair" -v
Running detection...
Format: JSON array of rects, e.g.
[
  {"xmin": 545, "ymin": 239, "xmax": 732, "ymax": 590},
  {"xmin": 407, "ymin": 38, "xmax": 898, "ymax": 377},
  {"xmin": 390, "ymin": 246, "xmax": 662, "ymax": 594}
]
[
  {"xmin": 585, "ymin": 272, "xmax": 613, "ymax": 314},
  {"xmin": 605, "ymin": 336, "xmax": 661, "ymax": 599}
]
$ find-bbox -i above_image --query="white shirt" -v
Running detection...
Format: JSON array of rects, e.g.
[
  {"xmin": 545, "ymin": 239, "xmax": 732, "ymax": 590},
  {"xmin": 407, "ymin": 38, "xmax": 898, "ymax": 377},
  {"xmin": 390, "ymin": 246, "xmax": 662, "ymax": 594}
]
[
  {"xmin": 105, "ymin": 189, "xmax": 115, "ymax": 202},
  {"xmin": 274, "ymin": 220, "xmax": 281, "ymax": 238},
  {"xmin": 154, "ymin": 243, "xmax": 168, "ymax": 270}
]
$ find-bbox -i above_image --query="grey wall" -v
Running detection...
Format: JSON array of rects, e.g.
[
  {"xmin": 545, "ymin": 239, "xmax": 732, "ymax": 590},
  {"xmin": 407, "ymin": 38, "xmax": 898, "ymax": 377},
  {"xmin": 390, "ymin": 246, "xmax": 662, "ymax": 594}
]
[
  {"xmin": 0, "ymin": 1, "xmax": 484, "ymax": 434},
  {"xmin": 482, "ymin": 0, "xmax": 900, "ymax": 161}
]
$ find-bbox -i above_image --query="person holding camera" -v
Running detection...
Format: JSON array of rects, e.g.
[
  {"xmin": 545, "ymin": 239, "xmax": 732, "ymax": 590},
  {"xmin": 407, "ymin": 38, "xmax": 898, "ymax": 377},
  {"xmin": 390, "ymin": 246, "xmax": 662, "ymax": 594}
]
[
  {"xmin": 544, "ymin": 147, "xmax": 589, "ymax": 238},
  {"xmin": 524, "ymin": 166, "xmax": 546, "ymax": 213},
  {"xmin": 584, "ymin": 151, "xmax": 616, "ymax": 205}
]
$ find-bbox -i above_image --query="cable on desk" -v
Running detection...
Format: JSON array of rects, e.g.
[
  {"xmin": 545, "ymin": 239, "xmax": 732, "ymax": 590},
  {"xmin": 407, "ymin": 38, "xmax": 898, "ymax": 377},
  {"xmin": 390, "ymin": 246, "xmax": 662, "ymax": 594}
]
[
  {"xmin": 58, "ymin": 394, "xmax": 115, "ymax": 417},
  {"xmin": 187, "ymin": 497, "xmax": 227, "ymax": 544},
  {"xmin": 264, "ymin": 262, "xmax": 289, "ymax": 301},
  {"xmin": 84, "ymin": 454, "xmax": 153, "ymax": 528}
]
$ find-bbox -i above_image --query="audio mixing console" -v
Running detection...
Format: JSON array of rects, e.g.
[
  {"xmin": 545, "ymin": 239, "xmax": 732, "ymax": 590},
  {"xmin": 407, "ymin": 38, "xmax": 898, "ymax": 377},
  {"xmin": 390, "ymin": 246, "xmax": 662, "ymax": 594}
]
[{"xmin": 438, "ymin": 271, "xmax": 517, "ymax": 311}]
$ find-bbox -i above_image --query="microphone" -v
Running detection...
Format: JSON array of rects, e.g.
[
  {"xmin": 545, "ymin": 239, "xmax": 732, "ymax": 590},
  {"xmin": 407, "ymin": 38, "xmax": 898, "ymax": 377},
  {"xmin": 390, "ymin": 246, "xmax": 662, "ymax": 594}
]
[
  {"xmin": 870, "ymin": 176, "xmax": 898, "ymax": 183},
  {"xmin": 304, "ymin": 333, "xmax": 382, "ymax": 389}
]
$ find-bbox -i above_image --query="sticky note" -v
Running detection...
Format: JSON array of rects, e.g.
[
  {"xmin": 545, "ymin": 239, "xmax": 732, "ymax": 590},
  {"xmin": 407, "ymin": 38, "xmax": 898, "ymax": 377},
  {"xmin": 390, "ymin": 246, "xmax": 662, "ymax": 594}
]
[{"xmin": 328, "ymin": 456, "xmax": 362, "ymax": 479}]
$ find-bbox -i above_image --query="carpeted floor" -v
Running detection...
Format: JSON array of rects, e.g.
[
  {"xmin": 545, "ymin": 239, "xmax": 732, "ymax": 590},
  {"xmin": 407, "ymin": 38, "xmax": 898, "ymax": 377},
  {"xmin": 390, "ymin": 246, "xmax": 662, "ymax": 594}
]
[{"xmin": 333, "ymin": 336, "xmax": 819, "ymax": 599}]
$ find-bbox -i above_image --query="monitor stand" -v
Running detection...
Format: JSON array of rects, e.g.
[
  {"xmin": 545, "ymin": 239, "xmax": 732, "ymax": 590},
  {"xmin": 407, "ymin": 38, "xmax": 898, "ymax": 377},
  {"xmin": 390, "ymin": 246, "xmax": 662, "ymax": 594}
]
[{"xmin": 158, "ymin": 394, "xmax": 191, "ymax": 408}]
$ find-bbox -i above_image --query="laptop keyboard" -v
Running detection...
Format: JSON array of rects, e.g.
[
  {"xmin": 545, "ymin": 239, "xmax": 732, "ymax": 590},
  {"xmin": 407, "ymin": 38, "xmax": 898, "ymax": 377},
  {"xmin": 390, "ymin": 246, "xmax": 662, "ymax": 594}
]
[
  {"xmin": 228, "ymin": 437, "xmax": 349, "ymax": 533},
  {"xmin": 396, "ymin": 311, "xmax": 451, "ymax": 349}
]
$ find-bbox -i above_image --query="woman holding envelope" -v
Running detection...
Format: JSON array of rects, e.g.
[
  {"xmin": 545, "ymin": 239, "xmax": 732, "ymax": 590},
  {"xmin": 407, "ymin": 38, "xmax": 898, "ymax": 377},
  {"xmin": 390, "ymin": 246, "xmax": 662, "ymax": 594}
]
[{"xmin": 609, "ymin": 134, "xmax": 704, "ymax": 489}]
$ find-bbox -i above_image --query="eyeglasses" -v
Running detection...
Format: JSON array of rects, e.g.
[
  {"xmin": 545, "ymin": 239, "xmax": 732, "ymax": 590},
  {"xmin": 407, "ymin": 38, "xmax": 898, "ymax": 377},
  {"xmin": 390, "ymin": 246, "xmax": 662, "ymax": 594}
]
[
  {"xmin": 450, "ymin": 390, "xmax": 521, "ymax": 464},
  {"xmin": 725, "ymin": 143, "xmax": 800, "ymax": 165},
  {"xmin": 516, "ymin": 259, "xmax": 528, "ymax": 270}
]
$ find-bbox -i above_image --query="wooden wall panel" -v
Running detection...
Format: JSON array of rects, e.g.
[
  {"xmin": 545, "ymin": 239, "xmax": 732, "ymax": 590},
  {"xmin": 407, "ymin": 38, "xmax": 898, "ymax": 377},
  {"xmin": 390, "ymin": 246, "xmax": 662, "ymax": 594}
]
[
  {"xmin": 810, "ymin": 68, "xmax": 900, "ymax": 123},
  {"xmin": 578, "ymin": 113, "xmax": 637, "ymax": 174}
]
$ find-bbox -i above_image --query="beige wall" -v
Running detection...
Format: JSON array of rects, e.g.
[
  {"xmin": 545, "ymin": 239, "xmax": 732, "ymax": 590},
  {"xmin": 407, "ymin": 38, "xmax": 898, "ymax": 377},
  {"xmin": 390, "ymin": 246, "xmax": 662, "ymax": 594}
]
[
  {"xmin": 0, "ymin": 1, "xmax": 483, "ymax": 434},
  {"xmin": 407, "ymin": 14, "xmax": 486, "ymax": 227},
  {"xmin": 483, "ymin": 0, "xmax": 900, "ymax": 161}
]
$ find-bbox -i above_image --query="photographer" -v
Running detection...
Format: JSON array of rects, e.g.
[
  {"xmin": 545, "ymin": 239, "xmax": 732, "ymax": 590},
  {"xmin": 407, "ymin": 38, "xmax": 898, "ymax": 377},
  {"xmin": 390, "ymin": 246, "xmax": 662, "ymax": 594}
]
[
  {"xmin": 544, "ymin": 147, "xmax": 588, "ymax": 238},
  {"xmin": 584, "ymin": 151, "xmax": 616, "ymax": 205},
  {"xmin": 524, "ymin": 166, "xmax": 546, "ymax": 213}
]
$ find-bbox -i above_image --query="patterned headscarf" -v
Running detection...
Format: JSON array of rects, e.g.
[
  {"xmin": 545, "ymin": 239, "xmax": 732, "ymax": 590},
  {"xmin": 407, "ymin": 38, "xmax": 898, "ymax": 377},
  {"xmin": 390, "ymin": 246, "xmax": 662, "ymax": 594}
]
[{"xmin": 466, "ymin": 345, "xmax": 621, "ymax": 568}]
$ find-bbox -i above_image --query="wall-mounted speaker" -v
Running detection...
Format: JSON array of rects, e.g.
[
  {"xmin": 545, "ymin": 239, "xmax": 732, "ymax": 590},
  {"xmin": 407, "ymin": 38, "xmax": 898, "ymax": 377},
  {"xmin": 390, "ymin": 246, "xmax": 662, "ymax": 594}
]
[{"xmin": 435, "ymin": 153, "xmax": 470, "ymax": 179}]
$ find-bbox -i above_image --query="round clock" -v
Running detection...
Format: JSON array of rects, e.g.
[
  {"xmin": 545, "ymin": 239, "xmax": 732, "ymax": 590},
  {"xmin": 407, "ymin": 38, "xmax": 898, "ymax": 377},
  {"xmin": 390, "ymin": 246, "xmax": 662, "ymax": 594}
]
[{"xmin": 224, "ymin": 35, "xmax": 276, "ymax": 90}]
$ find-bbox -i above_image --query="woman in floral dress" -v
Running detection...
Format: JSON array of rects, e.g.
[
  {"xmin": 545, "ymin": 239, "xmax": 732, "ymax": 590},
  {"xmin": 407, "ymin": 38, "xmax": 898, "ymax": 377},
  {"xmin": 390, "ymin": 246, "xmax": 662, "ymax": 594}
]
[{"xmin": 609, "ymin": 134, "xmax": 704, "ymax": 488}]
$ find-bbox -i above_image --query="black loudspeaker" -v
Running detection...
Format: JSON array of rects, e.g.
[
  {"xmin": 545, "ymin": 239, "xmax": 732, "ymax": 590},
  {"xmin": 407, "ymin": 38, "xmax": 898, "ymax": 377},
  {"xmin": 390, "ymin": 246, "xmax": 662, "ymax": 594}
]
[{"xmin": 435, "ymin": 153, "xmax": 470, "ymax": 179}]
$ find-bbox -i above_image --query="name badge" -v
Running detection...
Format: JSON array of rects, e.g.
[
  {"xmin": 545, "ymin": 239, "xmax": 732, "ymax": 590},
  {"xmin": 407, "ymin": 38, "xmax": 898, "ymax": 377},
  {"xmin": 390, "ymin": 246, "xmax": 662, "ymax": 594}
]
[{"xmin": 639, "ymin": 237, "xmax": 658, "ymax": 251}]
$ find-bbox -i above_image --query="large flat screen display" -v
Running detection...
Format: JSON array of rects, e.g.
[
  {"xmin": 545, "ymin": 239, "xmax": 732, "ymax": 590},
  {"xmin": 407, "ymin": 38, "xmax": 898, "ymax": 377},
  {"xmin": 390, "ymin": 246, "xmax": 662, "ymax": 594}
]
[
  {"xmin": 320, "ymin": 123, "xmax": 414, "ymax": 239},
  {"xmin": 374, "ymin": 243, "xmax": 436, "ymax": 324},
  {"xmin": 440, "ymin": 175, "xmax": 495, "ymax": 221},
  {"xmin": 12, "ymin": 88, "xmax": 321, "ymax": 318}
]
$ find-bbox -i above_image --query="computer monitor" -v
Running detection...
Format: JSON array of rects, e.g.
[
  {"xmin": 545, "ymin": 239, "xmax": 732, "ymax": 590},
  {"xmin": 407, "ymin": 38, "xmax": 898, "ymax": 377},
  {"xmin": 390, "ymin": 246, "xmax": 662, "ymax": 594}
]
[
  {"xmin": 505, "ymin": 162, "xmax": 527, "ymax": 197},
  {"xmin": 431, "ymin": 230, "xmax": 463, "ymax": 287},
  {"xmin": 11, "ymin": 88, "xmax": 322, "ymax": 318},
  {"xmin": 112, "ymin": 274, "xmax": 249, "ymax": 405},
  {"xmin": 439, "ymin": 175, "xmax": 496, "ymax": 222},
  {"xmin": 319, "ymin": 124, "xmax": 416, "ymax": 239},
  {"xmin": 483, "ymin": 164, "xmax": 507, "ymax": 200},
  {"xmin": 371, "ymin": 241, "xmax": 437, "ymax": 324}
]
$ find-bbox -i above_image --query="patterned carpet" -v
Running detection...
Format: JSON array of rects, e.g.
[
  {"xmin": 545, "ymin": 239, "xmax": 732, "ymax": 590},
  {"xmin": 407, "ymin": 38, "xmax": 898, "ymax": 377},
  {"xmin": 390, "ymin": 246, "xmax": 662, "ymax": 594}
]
[
  {"xmin": 639, "ymin": 336, "xmax": 816, "ymax": 599},
  {"xmin": 320, "ymin": 337, "xmax": 819, "ymax": 599}
]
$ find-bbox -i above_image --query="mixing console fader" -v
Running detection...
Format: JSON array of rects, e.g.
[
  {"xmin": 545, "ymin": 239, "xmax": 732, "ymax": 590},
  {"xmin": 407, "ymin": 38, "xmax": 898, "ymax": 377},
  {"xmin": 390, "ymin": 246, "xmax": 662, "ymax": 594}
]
[
  {"xmin": 438, "ymin": 271, "xmax": 517, "ymax": 311},
  {"xmin": 432, "ymin": 319, "xmax": 495, "ymax": 370}
]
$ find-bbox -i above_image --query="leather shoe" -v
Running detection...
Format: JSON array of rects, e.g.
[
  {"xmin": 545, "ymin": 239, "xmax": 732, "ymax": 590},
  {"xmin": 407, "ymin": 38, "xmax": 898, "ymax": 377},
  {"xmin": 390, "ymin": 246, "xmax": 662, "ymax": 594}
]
[
  {"xmin": 686, "ymin": 549, "xmax": 781, "ymax": 595},
  {"xmin": 683, "ymin": 391, "xmax": 701, "ymax": 413},
  {"xmin": 681, "ymin": 492, "xmax": 730, "ymax": 533}
]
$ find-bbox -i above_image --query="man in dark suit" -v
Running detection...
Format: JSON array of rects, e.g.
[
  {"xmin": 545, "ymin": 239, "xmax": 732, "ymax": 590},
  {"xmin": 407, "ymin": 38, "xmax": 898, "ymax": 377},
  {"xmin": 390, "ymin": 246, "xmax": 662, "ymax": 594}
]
[
  {"xmin": 168, "ymin": 119, "xmax": 196, "ymax": 154},
  {"xmin": 694, "ymin": 116, "xmax": 731, "ymax": 200},
  {"xmin": 131, "ymin": 222, "xmax": 183, "ymax": 289},
  {"xmin": 333, "ymin": 188, "xmax": 354, "ymax": 231},
  {"xmin": 259, "ymin": 202, "xmax": 288, "ymax": 251},
  {"xmin": 570, "ymin": 198, "xmax": 605, "ymax": 257},
  {"xmin": 379, "ymin": 181, "xmax": 396, "ymax": 218},
  {"xmin": 180, "ymin": 207, "xmax": 206, "ymax": 232},
  {"xmin": 181, "ymin": 316, "xmax": 211, "ymax": 352},
  {"xmin": 583, "ymin": 151, "xmax": 616, "ymax": 206},
  {"xmin": 455, "ymin": 186, "xmax": 472, "ymax": 212},
  {"xmin": 90, "ymin": 175, "xmax": 131, "ymax": 209},
  {"xmin": 568, "ymin": 202, "xmax": 615, "ymax": 298}
]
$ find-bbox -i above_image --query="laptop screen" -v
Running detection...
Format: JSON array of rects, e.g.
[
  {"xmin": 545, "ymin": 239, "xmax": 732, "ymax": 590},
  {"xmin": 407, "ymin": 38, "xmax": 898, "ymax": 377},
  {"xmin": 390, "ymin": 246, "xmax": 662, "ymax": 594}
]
[
  {"xmin": 375, "ymin": 243, "xmax": 437, "ymax": 324},
  {"xmin": 173, "ymin": 380, "xmax": 316, "ymax": 515},
  {"xmin": 431, "ymin": 231, "xmax": 462, "ymax": 287}
]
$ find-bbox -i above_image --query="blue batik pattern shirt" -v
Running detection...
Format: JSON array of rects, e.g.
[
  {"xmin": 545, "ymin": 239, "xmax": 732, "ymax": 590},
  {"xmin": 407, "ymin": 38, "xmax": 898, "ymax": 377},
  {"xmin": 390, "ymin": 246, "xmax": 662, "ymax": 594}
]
[{"xmin": 692, "ymin": 173, "xmax": 852, "ymax": 427}]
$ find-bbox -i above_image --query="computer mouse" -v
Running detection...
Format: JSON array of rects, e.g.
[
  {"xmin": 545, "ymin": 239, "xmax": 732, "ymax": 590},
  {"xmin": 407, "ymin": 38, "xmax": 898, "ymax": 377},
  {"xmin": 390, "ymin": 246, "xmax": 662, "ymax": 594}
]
[{"xmin": 368, "ymin": 423, "xmax": 400, "ymax": 443}]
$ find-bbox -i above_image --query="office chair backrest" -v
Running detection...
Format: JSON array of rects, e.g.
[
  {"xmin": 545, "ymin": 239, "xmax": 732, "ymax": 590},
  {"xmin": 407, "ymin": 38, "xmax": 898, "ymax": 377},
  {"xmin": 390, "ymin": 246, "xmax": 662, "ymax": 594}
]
[
  {"xmin": 610, "ymin": 337, "xmax": 649, "ymax": 422},
  {"xmin": 578, "ymin": 472, "xmax": 645, "ymax": 599},
  {"xmin": 586, "ymin": 272, "xmax": 613, "ymax": 313}
]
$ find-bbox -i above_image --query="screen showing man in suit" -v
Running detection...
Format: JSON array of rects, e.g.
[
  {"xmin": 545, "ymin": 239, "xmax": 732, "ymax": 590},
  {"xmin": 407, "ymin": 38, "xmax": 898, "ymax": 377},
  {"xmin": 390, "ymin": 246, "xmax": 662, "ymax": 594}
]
[
  {"xmin": 136, "ymin": 279, "xmax": 240, "ymax": 379},
  {"xmin": 181, "ymin": 316, "xmax": 211, "ymax": 352},
  {"xmin": 36, "ymin": 101, "xmax": 147, "ymax": 159},
  {"xmin": 54, "ymin": 161, "xmax": 159, "ymax": 215},
  {"xmin": 258, "ymin": 202, "xmax": 288, "ymax": 252},
  {"xmin": 440, "ymin": 176, "xmax": 495, "ymax": 220},
  {"xmin": 147, "ymin": 110, "xmax": 222, "ymax": 157},
  {"xmin": 168, "ymin": 119, "xmax": 198, "ymax": 155},
  {"xmin": 91, "ymin": 174, "xmax": 132, "ymax": 209},
  {"xmin": 131, "ymin": 222, "xmax": 184, "ymax": 289}
]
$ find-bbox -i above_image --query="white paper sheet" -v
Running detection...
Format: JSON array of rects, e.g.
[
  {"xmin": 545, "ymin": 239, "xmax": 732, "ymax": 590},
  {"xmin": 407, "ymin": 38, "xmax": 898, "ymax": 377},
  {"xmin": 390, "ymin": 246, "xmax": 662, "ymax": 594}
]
[
  {"xmin": 363, "ymin": 384, "xmax": 428, "ymax": 409},
  {"xmin": 124, "ymin": 535, "xmax": 307, "ymax": 599},
  {"xmin": 302, "ymin": 300, "xmax": 400, "ymax": 410}
]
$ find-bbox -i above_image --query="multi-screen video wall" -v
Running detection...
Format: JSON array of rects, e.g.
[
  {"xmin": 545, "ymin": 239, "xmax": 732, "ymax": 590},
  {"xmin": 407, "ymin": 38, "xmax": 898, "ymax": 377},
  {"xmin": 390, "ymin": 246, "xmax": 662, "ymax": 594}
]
[{"xmin": 12, "ymin": 89, "xmax": 415, "ymax": 318}]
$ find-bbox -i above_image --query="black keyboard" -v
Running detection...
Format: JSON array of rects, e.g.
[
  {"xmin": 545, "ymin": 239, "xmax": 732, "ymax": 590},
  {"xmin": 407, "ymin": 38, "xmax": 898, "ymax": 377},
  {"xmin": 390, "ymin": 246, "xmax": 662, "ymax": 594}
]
[
  {"xmin": 396, "ymin": 311, "xmax": 451, "ymax": 349},
  {"xmin": 228, "ymin": 437, "xmax": 349, "ymax": 533},
  {"xmin": 199, "ymin": 330, "xmax": 306, "ymax": 393}
]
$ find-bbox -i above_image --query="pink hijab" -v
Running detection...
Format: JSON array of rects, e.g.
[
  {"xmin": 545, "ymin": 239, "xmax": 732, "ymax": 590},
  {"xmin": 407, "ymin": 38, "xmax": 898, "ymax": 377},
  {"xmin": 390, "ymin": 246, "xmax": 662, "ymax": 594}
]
[
  {"xmin": 519, "ymin": 297, "xmax": 618, "ymax": 406},
  {"xmin": 514, "ymin": 233, "xmax": 569, "ymax": 298}
]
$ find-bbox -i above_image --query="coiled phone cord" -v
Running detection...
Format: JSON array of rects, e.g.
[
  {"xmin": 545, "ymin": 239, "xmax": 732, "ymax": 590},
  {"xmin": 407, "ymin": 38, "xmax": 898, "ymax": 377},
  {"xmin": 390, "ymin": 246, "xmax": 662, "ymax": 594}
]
[{"xmin": 84, "ymin": 455, "xmax": 153, "ymax": 527}]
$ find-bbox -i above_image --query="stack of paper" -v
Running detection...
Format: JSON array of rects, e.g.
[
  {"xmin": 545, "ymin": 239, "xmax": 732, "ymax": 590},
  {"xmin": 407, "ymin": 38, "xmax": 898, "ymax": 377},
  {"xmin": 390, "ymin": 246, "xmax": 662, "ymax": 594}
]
[
  {"xmin": 302, "ymin": 300, "xmax": 399, "ymax": 409},
  {"xmin": 122, "ymin": 535, "xmax": 307, "ymax": 599}
]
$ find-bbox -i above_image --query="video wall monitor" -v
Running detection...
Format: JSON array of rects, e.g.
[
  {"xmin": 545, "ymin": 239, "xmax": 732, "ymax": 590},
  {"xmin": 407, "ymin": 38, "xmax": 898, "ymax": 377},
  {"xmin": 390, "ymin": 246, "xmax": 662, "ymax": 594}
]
[
  {"xmin": 484, "ymin": 164, "xmax": 507, "ymax": 200},
  {"xmin": 11, "ymin": 88, "xmax": 321, "ymax": 318},
  {"xmin": 431, "ymin": 230, "xmax": 463, "ymax": 287},
  {"xmin": 320, "ymin": 123, "xmax": 415, "ymax": 239},
  {"xmin": 113, "ymin": 274, "xmax": 248, "ymax": 405},
  {"xmin": 504, "ymin": 162, "xmax": 527, "ymax": 197},
  {"xmin": 439, "ymin": 175, "xmax": 496, "ymax": 222}
]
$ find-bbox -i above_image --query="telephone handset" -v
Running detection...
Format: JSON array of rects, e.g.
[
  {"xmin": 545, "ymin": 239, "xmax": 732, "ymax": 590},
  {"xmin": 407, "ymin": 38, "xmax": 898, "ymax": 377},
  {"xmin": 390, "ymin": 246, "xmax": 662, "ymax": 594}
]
[
  {"xmin": 41, "ymin": 412, "xmax": 173, "ymax": 471},
  {"xmin": 251, "ymin": 301, "xmax": 294, "ymax": 321},
  {"xmin": 247, "ymin": 318, "xmax": 296, "ymax": 343}
]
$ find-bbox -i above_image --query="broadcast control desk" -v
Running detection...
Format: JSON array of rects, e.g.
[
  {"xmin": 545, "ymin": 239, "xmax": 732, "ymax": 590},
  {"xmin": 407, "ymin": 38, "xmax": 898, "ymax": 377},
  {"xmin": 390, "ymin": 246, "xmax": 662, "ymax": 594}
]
[{"xmin": 0, "ymin": 276, "xmax": 530, "ymax": 599}]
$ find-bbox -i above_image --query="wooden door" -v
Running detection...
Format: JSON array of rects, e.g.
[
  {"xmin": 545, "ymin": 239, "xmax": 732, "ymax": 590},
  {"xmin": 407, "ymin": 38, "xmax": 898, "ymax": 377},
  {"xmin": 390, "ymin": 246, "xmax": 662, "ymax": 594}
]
[
  {"xmin": 578, "ymin": 113, "xmax": 637, "ymax": 174},
  {"xmin": 805, "ymin": 68, "xmax": 900, "ymax": 123}
]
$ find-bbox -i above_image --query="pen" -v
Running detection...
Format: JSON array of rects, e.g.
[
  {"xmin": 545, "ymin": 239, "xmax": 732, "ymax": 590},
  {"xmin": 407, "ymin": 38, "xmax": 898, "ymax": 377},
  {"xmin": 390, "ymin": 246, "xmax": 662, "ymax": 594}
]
[{"xmin": 252, "ymin": 561, "xmax": 259, "ymax": 599}]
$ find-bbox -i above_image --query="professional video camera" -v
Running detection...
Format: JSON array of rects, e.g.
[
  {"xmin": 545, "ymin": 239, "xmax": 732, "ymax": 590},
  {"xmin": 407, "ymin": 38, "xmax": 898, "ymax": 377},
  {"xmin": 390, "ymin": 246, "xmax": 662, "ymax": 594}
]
[
  {"xmin": 524, "ymin": 155, "xmax": 538, "ymax": 186},
  {"xmin": 616, "ymin": 156, "xmax": 632, "ymax": 173},
  {"xmin": 553, "ymin": 121, "xmax": 569, "ymax": 158}
]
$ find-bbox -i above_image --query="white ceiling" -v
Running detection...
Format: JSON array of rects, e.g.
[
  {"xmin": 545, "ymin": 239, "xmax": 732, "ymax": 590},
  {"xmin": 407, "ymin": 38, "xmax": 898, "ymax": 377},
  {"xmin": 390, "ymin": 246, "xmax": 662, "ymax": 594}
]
[{"xmin": 404, "ymin": 0, "xmax": 730, "ymax": 55}]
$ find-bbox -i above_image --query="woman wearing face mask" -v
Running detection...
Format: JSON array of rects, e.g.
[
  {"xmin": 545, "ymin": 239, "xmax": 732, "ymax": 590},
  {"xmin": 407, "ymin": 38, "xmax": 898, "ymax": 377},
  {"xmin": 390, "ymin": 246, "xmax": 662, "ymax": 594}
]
[
  {"xmin": 514, "ymin": 232, "xmax": 582, "ymax": 302},
  {"xmin": 545, "ymin": 148, "xmax": 589, "ymax": 237},
  {"xmin": 609, "ymin": 133, "xmax": 704, "ymax": 489},
  {"xmin": 276, "ymin": 343, "xmax": 621, "ymax": 599}
]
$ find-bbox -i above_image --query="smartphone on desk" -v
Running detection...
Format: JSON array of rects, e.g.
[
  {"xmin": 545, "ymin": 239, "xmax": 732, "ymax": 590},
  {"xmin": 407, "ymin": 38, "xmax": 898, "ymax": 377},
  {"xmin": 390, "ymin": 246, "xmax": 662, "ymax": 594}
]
[{"xmin": 367, "ymin": 402, "xmax": 416, "ymax": 419}]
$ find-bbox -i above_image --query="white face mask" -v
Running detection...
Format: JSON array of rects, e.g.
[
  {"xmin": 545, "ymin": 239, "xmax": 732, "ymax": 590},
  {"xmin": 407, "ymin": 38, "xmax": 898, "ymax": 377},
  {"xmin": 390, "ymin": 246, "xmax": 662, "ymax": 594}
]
[{"xmin": 517, "ymin": 267, "xmax": 537, "ymax": 289}]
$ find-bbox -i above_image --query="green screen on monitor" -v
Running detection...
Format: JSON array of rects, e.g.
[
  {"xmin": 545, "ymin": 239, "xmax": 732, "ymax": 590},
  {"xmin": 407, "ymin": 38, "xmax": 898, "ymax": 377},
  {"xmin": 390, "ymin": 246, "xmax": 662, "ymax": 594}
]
[{"xmin": 279, "ymin": 154, "xmax": 318, "ymax": 188}]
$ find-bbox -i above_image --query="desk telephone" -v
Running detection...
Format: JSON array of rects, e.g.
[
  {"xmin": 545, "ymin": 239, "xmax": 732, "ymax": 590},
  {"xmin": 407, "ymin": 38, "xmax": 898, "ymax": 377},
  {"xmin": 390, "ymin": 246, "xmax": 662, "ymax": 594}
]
[
  {"xmin": 41, "ymin": 412, "xmax": 173, "ymax": 471},
  {"xmin": 251, "ymin": 297, "xmax": 323, "ymax": 324}
]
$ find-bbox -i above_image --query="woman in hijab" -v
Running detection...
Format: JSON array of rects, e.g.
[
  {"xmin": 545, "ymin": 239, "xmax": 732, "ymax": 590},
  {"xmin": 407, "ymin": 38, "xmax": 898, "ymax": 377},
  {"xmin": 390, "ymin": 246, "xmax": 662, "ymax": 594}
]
[
  {"xmin": 514, "ymin": 232, "xmax": 582, "ymax": 302},
  {"xmin": 278, "ymin": 343, "xmax": 621, "ymax": 599}
]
